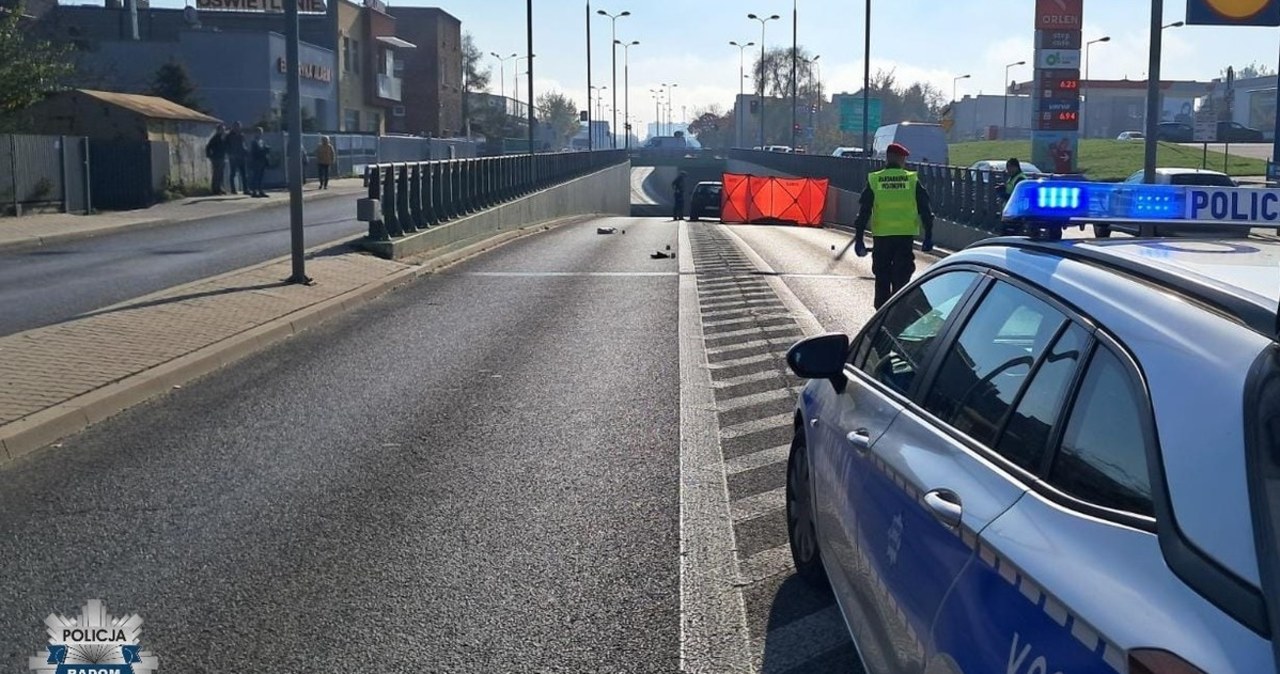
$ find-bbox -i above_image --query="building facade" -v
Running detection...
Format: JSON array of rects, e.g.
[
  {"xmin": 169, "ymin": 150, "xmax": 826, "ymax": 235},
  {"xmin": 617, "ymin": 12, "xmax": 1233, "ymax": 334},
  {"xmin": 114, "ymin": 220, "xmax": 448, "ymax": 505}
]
[
  {"xmin": 335, "ymin": 0, "xmax": 414, "ymax": 133},
  {"xmin": 387, "ymin": 6, "xmax": 461, "ymax": 137}
]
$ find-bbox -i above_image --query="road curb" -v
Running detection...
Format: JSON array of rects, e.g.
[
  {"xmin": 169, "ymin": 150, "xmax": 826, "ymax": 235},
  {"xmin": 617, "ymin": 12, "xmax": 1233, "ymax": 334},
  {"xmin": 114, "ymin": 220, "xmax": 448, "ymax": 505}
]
[
  {"xmin": 0, "ymin": 186, "xmax": 364, "ymax": 254},
  {"xmin": 0, "ymin": 212, "xmax": 600, "ymax": 468}
]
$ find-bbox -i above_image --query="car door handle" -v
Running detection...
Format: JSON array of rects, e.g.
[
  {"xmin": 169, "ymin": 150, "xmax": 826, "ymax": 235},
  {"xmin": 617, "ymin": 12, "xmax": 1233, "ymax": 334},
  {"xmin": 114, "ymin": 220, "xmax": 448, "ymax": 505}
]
[
  {"xmin": 846, "ymin": 429, "xmax": 871, "ymax": 455},
  {"xmin": 923, "ymin": 489, "xmax": 963, "ymax": 530}
]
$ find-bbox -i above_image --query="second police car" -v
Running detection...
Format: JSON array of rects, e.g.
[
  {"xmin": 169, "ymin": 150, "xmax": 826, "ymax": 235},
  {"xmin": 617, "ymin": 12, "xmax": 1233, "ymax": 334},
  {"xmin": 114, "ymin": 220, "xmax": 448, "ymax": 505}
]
[{"xmin": 784, "ymin": 178, "xmax": 1280, "ymax": 674}]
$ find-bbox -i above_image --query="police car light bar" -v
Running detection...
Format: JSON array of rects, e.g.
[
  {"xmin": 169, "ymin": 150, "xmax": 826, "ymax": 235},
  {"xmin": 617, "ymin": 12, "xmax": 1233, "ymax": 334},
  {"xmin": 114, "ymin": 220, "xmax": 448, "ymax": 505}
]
[{"xmin": 1002, "ymin": 180, "xmax": 1280, "ymax": 228}]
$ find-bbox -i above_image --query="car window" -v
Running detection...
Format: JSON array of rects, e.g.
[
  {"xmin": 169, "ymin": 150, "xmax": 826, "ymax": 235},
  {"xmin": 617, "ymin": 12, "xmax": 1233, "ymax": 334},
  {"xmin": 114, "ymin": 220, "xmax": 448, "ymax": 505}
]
[
  {"xmin": 859, "ymin": 271, "xmax": 979, "ymax": 395},
  {"xmin": 1124, "ymin": 171, "xmax": 1144, "ymax": 184},
  {"xmin": 995, "ymin": 323, "xmax": 1090, "ymax": 472},
  {"xmin": 1170, "ymin": 173, "xmax": 1235, "ymax": 187},
  {"xmin": 1049, "ymin": 346, "xmax": 1154, "ymax": 516},
  {"xmin": 923, "ymin": 282, "xmax": 1067, "ymax": 448}
]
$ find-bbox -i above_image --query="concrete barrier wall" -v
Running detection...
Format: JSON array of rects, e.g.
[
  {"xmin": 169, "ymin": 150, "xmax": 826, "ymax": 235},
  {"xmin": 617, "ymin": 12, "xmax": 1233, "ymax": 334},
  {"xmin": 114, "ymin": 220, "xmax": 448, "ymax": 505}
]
[
  {"xmin": 727, "ymin": 159, "xmax": 996, "ymax": 251},
  {"xmin": 365, "ymin": 161, "xmax": 631, "ymax": 260}
]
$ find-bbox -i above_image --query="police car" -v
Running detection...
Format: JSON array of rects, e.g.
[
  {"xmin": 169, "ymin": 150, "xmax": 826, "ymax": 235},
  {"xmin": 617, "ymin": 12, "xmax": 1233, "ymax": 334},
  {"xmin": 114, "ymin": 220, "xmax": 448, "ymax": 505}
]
[{"xmin": 784, "ymin": 180, "xmax": 1280, "ymax": 674}]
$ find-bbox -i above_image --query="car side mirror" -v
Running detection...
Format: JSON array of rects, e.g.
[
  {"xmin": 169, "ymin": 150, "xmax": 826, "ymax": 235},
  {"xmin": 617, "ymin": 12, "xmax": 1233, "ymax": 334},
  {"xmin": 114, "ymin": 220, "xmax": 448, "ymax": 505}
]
[{"xmin": 786, "ymin": 333, "xmax": 850, "ymax": 388}]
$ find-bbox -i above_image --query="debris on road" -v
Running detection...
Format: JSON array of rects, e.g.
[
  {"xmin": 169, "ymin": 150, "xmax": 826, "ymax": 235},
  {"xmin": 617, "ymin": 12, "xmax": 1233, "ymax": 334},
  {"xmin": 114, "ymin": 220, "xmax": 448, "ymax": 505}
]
[
  {"xmin": 651, "ymin": 251, "xmax": 672, "ymax": 259},
  {"xmin": 597, "ymin": 227, "xmax": 617, "ymax": 235}
]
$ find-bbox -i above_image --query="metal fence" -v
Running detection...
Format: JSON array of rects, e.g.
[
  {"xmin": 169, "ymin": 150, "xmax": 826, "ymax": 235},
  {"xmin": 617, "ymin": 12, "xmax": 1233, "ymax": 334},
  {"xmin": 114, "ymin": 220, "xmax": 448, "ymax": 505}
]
[
  {"xmin": 362, "ymin": 150, "xmax": 629, "ymax": 241},
  {"xmin": 728, "ymin": 149, "xmax": 1007, "ymax": 231},
  {"xmin": 256, "ymin": 133, "xmax": 478, "ymax": 189},
  {"xmin": 0, "ymin": 134, "xmax": 92, "ymax": 216}
]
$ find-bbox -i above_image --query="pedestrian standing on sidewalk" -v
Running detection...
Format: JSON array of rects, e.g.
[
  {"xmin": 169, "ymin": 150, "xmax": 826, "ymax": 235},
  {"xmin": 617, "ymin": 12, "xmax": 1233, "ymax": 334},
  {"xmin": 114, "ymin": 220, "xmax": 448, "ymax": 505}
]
[
  {"xmin": 225, "ymin": 122, "xmax": 248, "ymax": 195},
  {"xmin": 205, "ymin": 125, "xmax": 227, "ymax": 195},
  {"xmin": 248, "ymin": 127, "xmax": 270, "ymax": 198},
  {"xmin": 852, "ymin": 142, "xmax": 936, "ymax": 309},
  {"xmin": 315, "ymin": 136, "xmax": 334, "ymax": 190}
]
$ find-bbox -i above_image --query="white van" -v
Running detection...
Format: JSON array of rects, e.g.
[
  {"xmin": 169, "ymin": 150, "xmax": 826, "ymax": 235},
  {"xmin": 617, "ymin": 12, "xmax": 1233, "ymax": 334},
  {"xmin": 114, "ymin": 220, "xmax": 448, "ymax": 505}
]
[{"xmin": 871, "ymin": 122, "xmax": 949, "ymax": 165}]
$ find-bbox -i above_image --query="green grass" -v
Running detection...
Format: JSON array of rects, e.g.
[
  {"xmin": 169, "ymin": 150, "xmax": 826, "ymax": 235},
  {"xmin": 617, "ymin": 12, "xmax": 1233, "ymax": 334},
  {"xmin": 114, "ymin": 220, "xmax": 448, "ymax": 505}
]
[{"xmin": 949, "ymin": 139, "xmax": 1268, "ymax": 181}]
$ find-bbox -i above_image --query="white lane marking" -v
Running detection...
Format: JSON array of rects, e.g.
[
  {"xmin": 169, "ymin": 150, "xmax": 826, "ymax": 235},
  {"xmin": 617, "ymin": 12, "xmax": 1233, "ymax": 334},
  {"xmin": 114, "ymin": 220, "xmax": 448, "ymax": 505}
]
[
  {"xmin": 678, "ymin": 220, "xmax": 754, "ymax": 674},
  {"xmin": 737, "ymin": 544, "xmax": 795, "ymax": 585},
  {"xmin": 720, "ymin": 413, "xmax": 796, "ymax": 439},
  {"xmin": 713, "ymin": 370, "xmax": 789, "ymax": 389},
  {"xmin": 706, "ymin": 353, "xmax": 778, "ymax": 370},
  {"xmin": 751, "ymin": 604, "xmax": 852, "ymax": 674},
  {"xmin": 702, "ymin": 324, "xmax": 800, "ymax": 341},
  {"xmin": 701, "ymin": 297, "xmax": 786, "ymax": 310},
  {"xmin": 704, "ymin": 337, "xmax": 797, "ymax": 356},
  {"xmin": 462, "ymin": 271, "xmax": 680, "ymax": 277},
  {"xmin": 701, "ymin": 314, "xmax": 795, "ymax": 329},
  {"xmin": 724, "ymin": 444, "xmax": 792, "ymax": 476},
  {"xmin": 715, "ymin": 388, "xmax": 796, "ymax": 412},
  {"xmin": 716, "ymin": 226, "xmax": 826, "ymax": 338},
  {"xmin": 731, "ymin": 487, "xmax": 787, "ymax": 523}
]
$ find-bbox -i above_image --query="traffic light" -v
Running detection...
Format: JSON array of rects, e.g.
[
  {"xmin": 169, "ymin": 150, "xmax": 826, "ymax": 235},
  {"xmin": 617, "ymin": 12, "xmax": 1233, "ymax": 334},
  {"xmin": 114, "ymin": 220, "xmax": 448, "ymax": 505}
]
[
  {"xmin": 749, "ymin": 100, "xmax": 759, "ymax": 114},
  {"xmin": 793, "ymin": 123, "xmax": 802, "ymax": 134},
  {"xmin": 579, "ymin": 110, "xmax": 588, "ymax": 122}
]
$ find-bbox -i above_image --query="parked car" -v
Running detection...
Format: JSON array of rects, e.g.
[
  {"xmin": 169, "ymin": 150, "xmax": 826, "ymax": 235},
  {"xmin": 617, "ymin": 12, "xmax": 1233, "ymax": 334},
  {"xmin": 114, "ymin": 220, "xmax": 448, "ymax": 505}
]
[
  {"xmin": 872, "ymin": 122, "xmax": 949, "ymax": 164},
  {"xmin": 832, "ymin": 146, "xmax": 866, "ymax": 158},
  {"xmin": 1117, "ymin": 130, "xmax": 1145, "ymax": 141},
  {"xmin": 1122, "ymin": 167, "xmax": 1237, "ymax": 186},
  {"xmin": 1157, "ymin": 122, "xmax": 1194, "ymax": 142},
  {"xmin": 688, "ymin": 181, "xmax": 722, "ymax": 221},
  {"xmin": 1218, "ymin": 121, "xmax": 1265, "ymax": 143},
  {"xmin": 967, "ymin": 160, "xmax": 1044, "ymax": 185},
  {"xmin": 784, "ymin": 202, "xmax": 1280, "ymax": 672}
]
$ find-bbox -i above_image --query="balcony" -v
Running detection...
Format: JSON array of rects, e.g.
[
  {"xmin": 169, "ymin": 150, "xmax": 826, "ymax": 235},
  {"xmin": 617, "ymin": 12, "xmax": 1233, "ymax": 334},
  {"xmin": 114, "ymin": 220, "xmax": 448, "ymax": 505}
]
[{"xmin": 376, "ymin": 74, "xmax": 402, "ymax": 102}]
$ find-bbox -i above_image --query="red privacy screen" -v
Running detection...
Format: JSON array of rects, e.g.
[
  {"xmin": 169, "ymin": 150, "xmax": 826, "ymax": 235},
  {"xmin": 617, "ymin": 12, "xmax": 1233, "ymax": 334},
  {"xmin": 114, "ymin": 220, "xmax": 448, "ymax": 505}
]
[{"xmin": 721, "ymin": 173, "xmax": 828, "ymax": 227}]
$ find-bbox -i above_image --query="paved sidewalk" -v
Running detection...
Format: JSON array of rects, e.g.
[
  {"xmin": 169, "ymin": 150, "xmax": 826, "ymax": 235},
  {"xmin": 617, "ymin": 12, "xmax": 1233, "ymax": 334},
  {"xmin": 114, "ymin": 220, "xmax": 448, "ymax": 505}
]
[
  {"xmin": 0, "ymin": 177, "xmax": 367, "ymax": 252},
  {"xmin": 0, "ymin": 241, "xmax": 413, "ymax": 463}
]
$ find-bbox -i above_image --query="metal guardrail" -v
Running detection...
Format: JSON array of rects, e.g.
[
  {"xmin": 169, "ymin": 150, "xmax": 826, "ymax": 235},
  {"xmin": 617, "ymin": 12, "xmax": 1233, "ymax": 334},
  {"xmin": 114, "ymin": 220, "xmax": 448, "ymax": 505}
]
[
  {"xmin": 360, "ymin": 150, "xmax": 628, "ymax": 241},
  {"xmin": 727, "ymin": 149, "xmax": 1007, "ymax": 231}
]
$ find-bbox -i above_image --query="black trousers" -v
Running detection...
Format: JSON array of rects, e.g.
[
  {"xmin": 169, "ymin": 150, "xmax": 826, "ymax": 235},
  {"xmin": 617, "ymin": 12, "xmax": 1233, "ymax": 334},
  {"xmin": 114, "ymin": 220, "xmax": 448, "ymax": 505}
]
[
  {"xmin": 248, "ymin": 163, "xmax": 266, "ymax": 195},
  {"xmin": 229, "ymin": 156, "xmax": 247, "ymax": 193},
  {"xmin": 672, "ymin": 194, "xmax": 685, "ymax": 220},
  {"xmin": 210, "ymin": 158, "xmax": 225, "ymax": 194},
  {"xmin": 318, "ymin": 164, "xmax": 330, "ymax": 188},
  {"xmin": 871, "ymin": 235, "xmax": 916, "ymax": 309}
]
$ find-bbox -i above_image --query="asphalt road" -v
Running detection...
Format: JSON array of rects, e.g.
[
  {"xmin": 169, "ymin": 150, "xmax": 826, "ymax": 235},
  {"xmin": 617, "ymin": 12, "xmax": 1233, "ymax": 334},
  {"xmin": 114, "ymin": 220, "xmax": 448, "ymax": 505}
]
[
  {"xmin": 0, "ymin": 216, "xmax": 682, "ymax": 671},
  {"xmin": 0, "ymin": 217, "xmax": 910, "ymax": 672},
  {"xmin": 0, "ymin": 196, "xmax": 364, "ymax": 337}
]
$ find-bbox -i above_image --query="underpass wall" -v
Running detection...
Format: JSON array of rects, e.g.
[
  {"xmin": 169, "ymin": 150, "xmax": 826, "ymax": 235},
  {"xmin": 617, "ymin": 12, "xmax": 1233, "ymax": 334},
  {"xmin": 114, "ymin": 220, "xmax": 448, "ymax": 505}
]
[
  {"xmin": 365, "ymin": 162, "xmax": 630, "ymax": 260},
  {"xmin": 726, "ymin": 159, "xmax": 994, "ymax": 251}
]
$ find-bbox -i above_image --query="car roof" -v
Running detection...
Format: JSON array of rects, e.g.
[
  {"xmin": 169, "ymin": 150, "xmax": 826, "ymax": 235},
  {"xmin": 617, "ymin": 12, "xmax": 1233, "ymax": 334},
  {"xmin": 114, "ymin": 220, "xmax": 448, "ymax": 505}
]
[
  {"xmin": 693, "ymin": 181, "xmax": 722, "ymax": 187},
  {"xmin": 946, "ymin": 239, "xmax": 1279, "ymax": 588},
  {"xmin": 1156, "ymin": 167, "xmax": 1230, "ymax": 177}
]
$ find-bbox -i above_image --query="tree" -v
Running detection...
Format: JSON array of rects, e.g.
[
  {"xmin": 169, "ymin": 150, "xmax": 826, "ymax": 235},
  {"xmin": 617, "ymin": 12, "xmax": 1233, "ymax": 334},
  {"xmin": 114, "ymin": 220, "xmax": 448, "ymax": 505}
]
[
  {"xmin": 1223, "ymin": 62, "xmax": 1277, "ymax": 80},
  {"xmin": 536, "ymin": 91, "xmax": 578, "ymax": 149},
  {"xmin": 461, "ymin": 32, "xmax": 492, "ymax": 137},
  {"xmin": 150, "ymin": 61, "xmax": 203, "ymax": 112},
  {"xmin": 688, "ymin": 106, "xmax": 734, "ymax": 149},
  {"xmin": 752, "ymin": 46, "xmax": 819, "ymax": 100},
  {"xmin": 0, "ymin": 4, "xmax": 74, "ymax": 129}
]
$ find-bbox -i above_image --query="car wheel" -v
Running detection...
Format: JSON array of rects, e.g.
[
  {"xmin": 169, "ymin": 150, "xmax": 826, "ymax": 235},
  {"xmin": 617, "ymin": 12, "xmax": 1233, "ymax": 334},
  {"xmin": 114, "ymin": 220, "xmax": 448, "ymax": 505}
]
[
  {"xmin": 787, "ymin": 424, "xmax": 828, "ymax": 587},
  {"xmin": 690, "ymin": 215, "xmax": 700, "ymax": 222}
]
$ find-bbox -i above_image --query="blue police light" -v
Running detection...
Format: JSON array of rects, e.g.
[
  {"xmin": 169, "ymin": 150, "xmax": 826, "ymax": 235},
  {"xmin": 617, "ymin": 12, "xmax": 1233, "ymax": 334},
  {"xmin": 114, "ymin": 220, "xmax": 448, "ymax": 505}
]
[{"xmin": 1003, "ymin": 180, "xmax": 1280, "ymax": 229}]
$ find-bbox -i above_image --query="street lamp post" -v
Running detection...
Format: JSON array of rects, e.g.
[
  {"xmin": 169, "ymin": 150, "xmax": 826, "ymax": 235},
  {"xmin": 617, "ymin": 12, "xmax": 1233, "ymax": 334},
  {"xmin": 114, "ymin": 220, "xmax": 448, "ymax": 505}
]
[
  {"xmin": 597, "ymin": 9, "xmax": 631, "ymax": 149},
  {"xmin": 514, "ymin": 54, "xmax": 533, "ymax": 103},
  {"xmin": 748, "ymin": 13, "xmax": 780, "ymax": 147},
  {"xmin": 666, "ymin": 83, "xmax": 678, "ymax": 135},
  {"xmin": 1141, "ymin": 2, "xmax": 1175, "ymax": 185},
  {"xmin": 730, "ymin": 40, "xmax": 755, "ymax": 148},
  {"xmin": 790, "ymin": 0, "xmax": 798, "ymax": 149},
  {"xmin": 1083, "ymin": 36, "xmax": 1110, "ymax": 138},
  {"xmin": 616, "ymin": 39, "xmax": 639, "ymax": 150},
  {"xmin": 1003, "ymin": 60, "xmax": 1026, "ymax": 136},
  {"xmin": 952, "ymin": 73, "xmax": 970, "ymax": 106},
  {"xmin": 800, "ymin": 54, "xmax": 820, "ymax": 145},
  {"xmin": 491, "ymin": 52, "xmax": 517, "ymax": 101}
]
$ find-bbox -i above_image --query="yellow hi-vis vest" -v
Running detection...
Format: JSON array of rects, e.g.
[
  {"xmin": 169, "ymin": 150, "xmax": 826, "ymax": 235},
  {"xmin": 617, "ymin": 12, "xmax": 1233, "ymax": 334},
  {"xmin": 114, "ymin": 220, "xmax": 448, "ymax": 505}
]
[{"xmin": 868, "ymin": 168, "xmax": 921, "ymax": 237}]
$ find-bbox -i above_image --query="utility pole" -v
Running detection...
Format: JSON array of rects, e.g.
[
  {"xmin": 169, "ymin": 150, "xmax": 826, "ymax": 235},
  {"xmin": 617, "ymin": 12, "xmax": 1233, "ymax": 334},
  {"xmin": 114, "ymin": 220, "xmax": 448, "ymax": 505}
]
[
  {"xmin": 284, "ymin": 0, "xmax": 308, "ymax": 284},
  {"xmin": 527, "ymin": 0, "xmax": 535, "ymax": 155},
  {"xmin": 1142, "ymin": 0, "xmax": 1162, "ymax": 184},
  {"xmin": 586, "ymin": 2, "xmax": 592, "ymax": 150},
  {"xmin": 791, "ymin": 0, "xmax": 798, "ymax": 149}
]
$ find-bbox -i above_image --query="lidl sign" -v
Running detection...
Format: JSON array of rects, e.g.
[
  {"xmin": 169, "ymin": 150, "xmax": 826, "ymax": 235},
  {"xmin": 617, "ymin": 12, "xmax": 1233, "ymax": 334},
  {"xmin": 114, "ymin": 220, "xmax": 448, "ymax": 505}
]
[{"xmin": 1186, "ymin": 0, "xmax": 1280, "ymax": 26}]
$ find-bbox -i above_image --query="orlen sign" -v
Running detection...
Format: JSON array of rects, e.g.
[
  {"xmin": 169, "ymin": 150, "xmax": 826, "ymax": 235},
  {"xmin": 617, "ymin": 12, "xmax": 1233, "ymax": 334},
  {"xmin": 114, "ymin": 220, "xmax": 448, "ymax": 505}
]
[
  {"xmin": 197, "ymin": 0, "xmax": 327, "ymax": 13},
  {"xmin": 1035, "ymin": 0, "xmax": 1083, "ymax": 29}
]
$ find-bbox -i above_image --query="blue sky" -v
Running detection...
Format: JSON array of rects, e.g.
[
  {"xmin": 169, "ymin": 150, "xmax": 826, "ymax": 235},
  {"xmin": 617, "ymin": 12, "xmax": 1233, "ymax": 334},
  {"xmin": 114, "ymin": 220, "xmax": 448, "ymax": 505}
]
[{"xmin": 159, "ymin": 0, "xmax": 1280, "ymax": 133}]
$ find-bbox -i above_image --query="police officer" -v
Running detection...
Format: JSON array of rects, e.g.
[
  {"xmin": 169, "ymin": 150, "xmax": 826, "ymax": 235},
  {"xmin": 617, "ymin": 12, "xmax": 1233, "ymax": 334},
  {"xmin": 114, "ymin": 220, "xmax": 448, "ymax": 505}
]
[
  {"xmin": 853, "ymin": 142, "xmax": 936, "ymax": 309},
  {"xmin": 671, "ymin": 171, "xmax": 688, "ymax": 221},
  {"xmin": 1002, "ymin": 157, "xmax": 1028, "ymax": 199}
]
